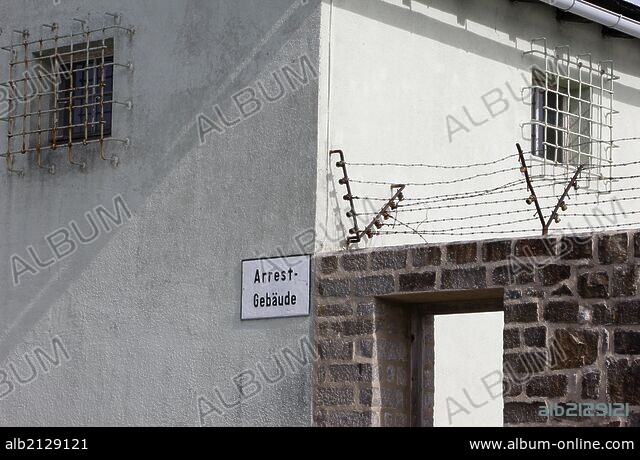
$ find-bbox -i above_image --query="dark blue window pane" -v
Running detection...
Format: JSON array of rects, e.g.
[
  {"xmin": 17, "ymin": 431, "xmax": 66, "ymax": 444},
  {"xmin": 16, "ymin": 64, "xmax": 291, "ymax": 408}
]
[{"xmin": 56, "ymin": 55, "xmax": 113, "ymax": 142}]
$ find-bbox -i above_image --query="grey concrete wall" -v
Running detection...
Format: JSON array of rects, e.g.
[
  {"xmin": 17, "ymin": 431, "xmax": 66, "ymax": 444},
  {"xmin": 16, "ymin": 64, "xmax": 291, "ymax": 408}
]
[{"xmin": 0, "ymin": 0, "xmax": 320, "ymax": 426}]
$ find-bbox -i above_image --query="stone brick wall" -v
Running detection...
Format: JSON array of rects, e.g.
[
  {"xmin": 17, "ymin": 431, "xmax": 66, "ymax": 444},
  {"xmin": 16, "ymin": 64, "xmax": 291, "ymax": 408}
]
[{"xmin": 313, "ymin": 230, "xmax": 640, "ymax": 427}]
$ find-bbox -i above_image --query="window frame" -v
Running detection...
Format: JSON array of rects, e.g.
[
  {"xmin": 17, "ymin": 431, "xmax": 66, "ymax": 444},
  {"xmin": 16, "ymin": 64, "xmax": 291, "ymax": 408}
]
[
  {"xmin": 55, "ymin": 54, "xmax": 114, "ymax": 144},
  {"xmin": 531, "ymin": 69, "xmax": 592, "ymax": 167}
]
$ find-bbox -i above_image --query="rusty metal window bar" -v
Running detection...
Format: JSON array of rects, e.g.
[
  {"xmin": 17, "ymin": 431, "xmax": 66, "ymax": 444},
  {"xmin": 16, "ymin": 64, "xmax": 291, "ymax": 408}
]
[
  {"xmin": 522, "ymin": 38, "xmax": 618, "ymax": 194},
  {"xmin": 0, "ymin": 14, "xmax": 133, "ymax": 175},
  {"xmin": 56, "ymin": 55, "xmax": 114, "ymax": 143}
]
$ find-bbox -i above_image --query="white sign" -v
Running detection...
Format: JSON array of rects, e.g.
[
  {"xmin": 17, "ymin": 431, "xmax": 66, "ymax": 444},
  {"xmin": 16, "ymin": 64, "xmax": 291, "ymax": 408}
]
[{"xmin": 241, "ymin": 255, "xmax": 311, "ymax": 320}]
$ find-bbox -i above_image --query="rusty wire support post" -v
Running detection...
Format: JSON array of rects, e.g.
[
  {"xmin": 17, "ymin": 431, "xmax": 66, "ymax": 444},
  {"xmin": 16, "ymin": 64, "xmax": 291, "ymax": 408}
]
[
  {"xmin": 545, "ymin": 165, "xmax": 584, "ymax": 233},
  {"xmin": 517, "ymin": 143, "xmax": 584, "ymax": 236},
  {"xmin": 517, "ymin": 143, "xmax": 546, "ymax": 232},
  {"xmin": 51, "ymin": 25, "xmax": 59, "ymax": 153},
  {"xmin": 364, "ymin": 184, "xmax": 405, "ymax": 240},
  {"xmin": 330, "ymin": 149, "xmax": 406, "ymax": 245},
  {"xmin": 21, "ymin": 31, "xmax": 29, "ymax": 156},
  {"xmin": 5, "ymin": 46, "xmax": 15, "ymax": 174},
  {"xmin": 330, "ymin": 149, "xmax": 361, "ymax": 244},
  {"xmin": 4, "ymin": 32, "xmax": 23, "ymax": 175}
]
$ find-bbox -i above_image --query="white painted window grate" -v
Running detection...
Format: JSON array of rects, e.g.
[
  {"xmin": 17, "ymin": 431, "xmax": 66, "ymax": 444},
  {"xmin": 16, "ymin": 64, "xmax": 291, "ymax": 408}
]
[
  {"xmin": 0, "ymin": 14, "xmax": 134, "ymax": 176},
  {"xmin": 522, "ymin": 38, "xmax": 618, "ymax": 194}
]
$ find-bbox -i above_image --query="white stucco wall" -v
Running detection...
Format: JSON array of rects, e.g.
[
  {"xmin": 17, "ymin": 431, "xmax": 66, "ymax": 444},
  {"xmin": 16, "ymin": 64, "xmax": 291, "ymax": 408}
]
[
  {"xmin": 315, "ymin": 0, "xmax": 640, "ymax": 428},
  {"xmin": 316, "ymin": 0, "xmax": 640, "ymax": 252}
]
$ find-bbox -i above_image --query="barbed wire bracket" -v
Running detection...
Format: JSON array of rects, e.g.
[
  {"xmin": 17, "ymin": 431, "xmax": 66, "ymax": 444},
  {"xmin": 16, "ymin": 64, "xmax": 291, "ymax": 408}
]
[
  {"xmin": 330, "ymin": 149, "xmax": 362, "ymax": 244},
  {"xmin": 330, "ymin": 149, "xmax": 405, "ymax": 245},
  {"xmin": 361, "ymin": 184, "xmax": 405, "ymax": 241},
  {"xmin": 516, "ymin": 143, "xmax": 584, "ymax": 236}
]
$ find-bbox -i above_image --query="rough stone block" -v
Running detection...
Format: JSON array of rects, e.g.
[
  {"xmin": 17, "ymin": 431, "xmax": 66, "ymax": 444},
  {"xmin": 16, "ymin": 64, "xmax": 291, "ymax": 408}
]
[
  {"xmin": 582, "ymin": 372, "xmax": 600, "ymax": 399},
  {"xmin": 317, "ymin": 303, "xmax": 353, "ymax": 317},
  {"xmin": 612, "ymin": 265, "xmax": 639, "ymax": 297},
  {"xmin": 505, "ymin": 303, "xmax": 538, "ymax": 323},
  {"xmin": 320, "ymin": 256, "xmax": 338, "ymax": 275},
  {"xmin": 606, "ymin": 358, "xmax": 640, "ymax": 405},
  {"xmin": 441, "ymin": 267, "xmax": 486, "ymax": 290},
  {"xmin": 504, "ymin": 402, "xmax": 547, "ymax": 424},
  {"xmin": 341, "ymin": 253, "xmax": 368, "ymax": 272},
  {"xmin": 540, "ymin": 264, "xmax": 571, "ymax": 286},
  {"xmin": 560, "ymin": 236, "xmax": 593, "ymax": 260},
  {"xmin": 578, "ymin": 272, "xmax": 609, "ymax": 299},
  {"xmin": 483, "ymin": 240, "xmax": 511, "ymax": 262},
  {"xmin": 446, "ymin": 243, "xmax": 478, "ymax": 265},
  {"xmin": 371, "ymin": 250, "xmax": 407, "ymax": 270},
  {"xmin": 329, "ymin": 364, "xmax": 372, "ymax": 383},
  {"xmin": 504, "ymin": 329, "xmax": 521, "ymax": 349},
  {"xmin": 493, "ymin": 264, "xmax": 534, "ymax": 286},
  {"xmin": 524, "ymin": 326, "xmax": 546, "ymax": 347},
  {"xmin": 505, "ymin": 289, "xmax": 522, "ymax": 300},
  {"xmin": 411, "ymin": 246, "xmax": 441, "ymax": 267},
  {"xmin": 526, "ymin": 375, "xmax": 568, "ymax": 398},
  {"xmin": 615, "ymin": 300, "xmax": 640, "ymax": 324},
  {"xmin": 503, "ymin": 380, "xmax": 523, "ymax": 397},
  {"xmin": 551, "ymin": 285, "xmax": 573, "ymax": 297},
  {"xmin": 317, "ymin": 279, "xmax": 350, "ymax": 297},
  {"xmin": 357, "ymin": 339, "xmax": 374, "ymax": 358},
  {"xmin": 343, "ymin": 319, "xmax": 375, "ymax": 336},
  {"xmin": 599, "ymin": 233, "xmax": 628, "ymax": 264},
  {"xmin": 377, "ymin": 339, "xmax": 408, "ymax": 360},
  {"xmin": 551, "ymin": 329, "xmax": 598, "ymax": 369},
  {"xmin": 544, "ymin": 300, "xmax": 579, "ymax": 323},
  {"xmin": 399, "ymin": 272, "xmax": 436, "ymax": 292},
  {"xmin": 318, "ymin": 340, "xmax": 353, "ymax": 360},
  {"xmin": 614, "ymin": 330, "xmax": 640, "ymax": 355},
  {"xmin": 380, "ymin": 388, "xmax": 405, "ymax": 410},
  {"xmin": 316, "ymin": 387, "xmax": 354, "ymax": 406},
  {"xmin": 514, "ymin": 238, "xmax": 556, "ymax": 257},
  {"xmin": 359, "ymin": 388, "xmax": 373, "ymax": 406},
  {"xmin": 592, "ymin": 303, "xmax": 615, "ymax": 325},
  {"xmin": 356, "ymin": 303, "xmax": 375, "ymax": 316},
  {"xmin": 352, "ymin": 275, "xmax": 395, "ymax": 296},
  {"xmin": 317, "ymin": 320, "xmax": 343, "ymax": 338},
  {"xmin": 504, "ymin": 351, "xmax": 547, "ymax": 375},
  {"xmin": 525, "ymin": 288, "xmax": 545, "ymax": 298},
  {"xmin": 327, "ymin": 410, "xmax": 372, "ymax": 427}
]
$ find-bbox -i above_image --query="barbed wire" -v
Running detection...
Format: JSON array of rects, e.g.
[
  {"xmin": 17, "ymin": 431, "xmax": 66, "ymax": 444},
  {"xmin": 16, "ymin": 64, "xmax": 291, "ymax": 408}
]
[
  {"xmin": 349, "ymin": 171, "xmax": 640, "ymax": 188},
  {"xmin": 392, "ymin": 181, "xmax": 571, "ymax": 207},
  {"xmin": 387, "ymin": 215, "xmax": 428, "ymax": 243},
  {"xmin": 354, "ymin": 186, "xmax": 640, "ymax": 217},
  {"xmin": 374, "ymin": 220, "xmax": 640, "ymax": 237},
  {"xmin": 335, "ymin": 137, "xmax": 640, "ymax": 239},
  {"xmin": 394, "ymin": 202, "xmax": 640, "ymax": 226},
  {"xmin": 349, "ymin": 165, "xmax": 518, "ymax": 187},
  {"xmin": 346, "ymin": 152, "xmax": 516, "ymax": 169},
  {"xmin": 352, "ymin": 179, "xmax": 527, "ymax": 202},
  {"xmin": 342, "ymin": 137, "xmax": 640, "ymax": 169}
]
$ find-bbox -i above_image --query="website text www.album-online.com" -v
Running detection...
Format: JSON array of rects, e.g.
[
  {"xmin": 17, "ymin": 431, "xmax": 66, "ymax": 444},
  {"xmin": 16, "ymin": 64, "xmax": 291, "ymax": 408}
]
[{"xmin": 470, "ymin": 438, "xmax": 634, "ymax": 451}]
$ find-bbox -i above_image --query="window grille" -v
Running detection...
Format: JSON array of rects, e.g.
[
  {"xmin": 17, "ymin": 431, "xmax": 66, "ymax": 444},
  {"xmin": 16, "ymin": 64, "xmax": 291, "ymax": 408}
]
[
  {"xmin": 522, "ymin": 39, "xmax": 618, "ymax": 194},
  {"xmin": 0, "ymin": 14, "xmax": 133, "ymax": 175}
]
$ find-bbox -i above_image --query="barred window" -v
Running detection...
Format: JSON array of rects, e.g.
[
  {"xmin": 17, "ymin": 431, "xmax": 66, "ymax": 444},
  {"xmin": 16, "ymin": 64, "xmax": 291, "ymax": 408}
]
[
  {"xmin": 56, "ymin": 55, "xmax": 113, "ymax": 142},
  {"xmin": 523, "ymin": 39, "xmax": 616, "ymax": 193},
  {"xmin": 1, "ymin": 17, "xmax": 133, "ymax": 175},
  {"xmin": 531, "ymin": 69, "xmax": 592, "ymax": 165}
]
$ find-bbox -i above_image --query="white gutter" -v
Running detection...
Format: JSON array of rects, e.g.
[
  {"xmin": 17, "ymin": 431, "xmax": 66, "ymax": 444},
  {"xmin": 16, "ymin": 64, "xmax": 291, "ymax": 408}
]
[{"xmin": 538, "ymin": 0, "xmax": 640, "ymax": 38}]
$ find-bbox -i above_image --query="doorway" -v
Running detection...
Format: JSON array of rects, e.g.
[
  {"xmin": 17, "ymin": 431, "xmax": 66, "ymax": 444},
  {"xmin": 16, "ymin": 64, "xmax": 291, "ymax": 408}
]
[{"xmin": 383, "ymin": 289, "xmax": 504, "ymax": 427}]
